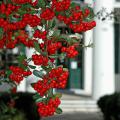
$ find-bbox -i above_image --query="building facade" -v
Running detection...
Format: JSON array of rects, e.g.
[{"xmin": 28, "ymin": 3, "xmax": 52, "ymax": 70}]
[
  {"xmin": 0, "ymin": 0, "xmax": 120, "ymax": 101},
  {"xmin": 55, "ymin": 0, "xmax": 120, "ymax": 100}
]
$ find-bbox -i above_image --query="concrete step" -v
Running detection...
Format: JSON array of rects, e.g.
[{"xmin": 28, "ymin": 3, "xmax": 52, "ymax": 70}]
[{"xmin": 60, "ymin": 100, "xmax": 99, "ymax": 112}]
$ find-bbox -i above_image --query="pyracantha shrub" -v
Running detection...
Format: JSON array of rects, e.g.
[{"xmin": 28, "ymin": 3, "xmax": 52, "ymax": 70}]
[{"xmin": 0, "ymin": 0, "xmax": 96, "ymax": 118}]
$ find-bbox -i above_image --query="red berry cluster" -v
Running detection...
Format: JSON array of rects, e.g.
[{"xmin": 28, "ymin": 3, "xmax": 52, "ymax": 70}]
[
  {"xmin": 69, "ymin": 21, "xmax": 96, "ymax": 33},
  {"xmin": 0, "ymin": 18, "xmax": 22, "ymax": 31},
  {"xmin": 61, "ymin": 45, "xmax": 78, "ymax": 58},
  {"xmin": 9, "ymin": 66, "xmax": 32, "ymax": 83},
  {"xmin": 57, "ymin": 7, "xmax": 96, "ymax": 33},
  {"xmin": 39, "ymin": 43, "xmax": 45, "ymax": 51},
  {"xmin": 32, "ymin": 54, "xmax": 49, "ymax": 66},
  {"xmin": 49, "ymin": 67, "xmax": 69, "ymax": 88},
  {"xmin": 52, "ymin": 0, "xmax": 70, "ymax": 11},
  {"xmin": 0, "ymin": 32, "xmax": 18, "ymax": 49},
  {"xmin": 47, "ymin": 41, "xmax": 62, "ymax": 55},
  {"xmin": 33, "ymin": 67, "xmax": 69, "ymax": 96},
  {"xmin": 12, "ymin": 0, "xmax": 32, "ymax": 4},
  {"xmin": 0, "ymin": 14, "xmax": 40, "ymax": 48},
  {"xmin": 40, "ymin": 8, "xmax": 55, "ymax": 20},
  {"xmin": 24, "ymin": 39, "xmax": 38, "ymax": 48},
  {"xmin": 6, "ymin": 40, "xmax": 18, "ymax": 49},
  {"xmin": 37, "ymin": 98, "xmax": 61, "ymax": 117},
  {"xmin": 33, "ymin": 30, "xmax": 47, "ymax": 40},
  {"xmin": 0, "ymin": 14, "xmax": 40, "ymax": 32},
  {"xmin": 0, "ymin": 30, "xmax": 38, "ymax": 49},
  {"xmin": 23, "ymin": 14, "xmax": 41, "ymax": 27},
  {"xmin": 0, "ymin": 3, "xmax": 20, "ymax": 16},
  {"xmin": 33, "ymin": 79, "xmax": 50, "ymax": 96},
  {"xmin": 17, "ymin": 31, "xmax": 37, "ymax": 47},
  {"xmin": 39, "ymin": 40, "xmax": 62, "ymax": 55}
]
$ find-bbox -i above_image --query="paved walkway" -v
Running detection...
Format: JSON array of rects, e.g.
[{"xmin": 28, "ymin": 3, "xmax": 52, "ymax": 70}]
[
  {"xmin": 42, "ymin": 112, "xmax": 103, "ymax": 120},
  {"xmin": 61, "ymin": 93, "xmax": 93, "ymax": 100}
]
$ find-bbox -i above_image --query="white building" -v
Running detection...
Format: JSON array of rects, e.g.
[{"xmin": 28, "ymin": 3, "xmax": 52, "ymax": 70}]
[{"xmin": 58, "ymin": 0, "xmax": 120, "ymax": 100}]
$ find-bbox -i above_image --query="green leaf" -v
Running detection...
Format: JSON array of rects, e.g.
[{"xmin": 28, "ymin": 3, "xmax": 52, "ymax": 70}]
[
  {"xmin": 59, "ymin": 53, "xmax": 66, "ymax": 60},
  {"xmin": 6, "ymin": 70, "xmax": 12, "ymax": 77},
  {"xmin": 37, "ymin": 0, "xmax": 45, "ymax": 8},
  {"xmin": 51, "ymin": 19, "xmax": 56, "ymax": 28},
  {"xmin": 55, "ymin": 11, "xmax": 59, "ymax": 16},
  {"xmin": 33, "ymin": 93, "xmax": 41, "ymax": 100},
  {"xmin": 33, "ymin": 94, "xmax": 48, "ymax": 103},
  {"xmin": 35, "ymin": 98, "xmax": 43, "ymax": 102},
  {"xmin": 88, "ymin": 7, "xmax": 95, "ymax": 19},
  {"xmin": 59, "ymin": 35, "xmax": 68, "ymax": 41},
  {"xmin": 54, "ymin": 93, "xmax": 62, "ymax": 98},
  {"xmin": 33, "ymin": 70, "xmax": 44, "ymax": 78},
  {"xmin": 52, "ymin": 30, "xmax": 61, "ymax": 37},
  {"xmin": 48, "ymin": 19, "xmax": 56, "ymax": 29},
  {"xmin": 17, "ymin": 55, "xmax": 26, "ymax": 63},
  {"xmin": 68, "ymin": 38, "xmax": 80, "ymax": 45},
  {"xmin": 19, "ymin": 64, "xmax": 27, "ymax": 70},
  {"xmin": 41, "ymin": 65, "xmax": 52, "ymax": 72},
  {"xmin": 49, "ymin": 54, "xmax": 58, "ymax": 59},
  {"xmin": 41, "ymin": 51, "xmax": 47, "ymax": 56},
  {"xmin": 29, "ymin": 10, "xmax": 37, "ymax": 14},
  {"xmin": 17, "ymin": 9, "xmax": 27, "ymax": 15},
  {"xmin": 83, "ymin": 7, "xmax": 95, "ymax": 22},
  {"xmin": 27, "ymin": 58, "xmax": 32, "ymax": 63},
  {"xmin": 36, "ymin": 98, "xmax": 47, "ymax": 103},
  {"xmin": 56, "ymin": 107, "xmax": 62, "ymax": 114},
  {"xmin": 34, "ymin": 42, "xmax": 41, "ymax": 53},
  {"xmin": 71, "ymin": 2, "xmax": 81, "ymax": 7},
  {"xmin": 47, "ymin": 88, "xmax": 53, "ymax": 97},
  {"xmin": 21, "ymin": 3, "xmax": 32, "ymax": 9},
  {"xmin": 29, "ymin": 65, "xmax": 36, "ymax": 69},
  {"xmin": 48, "ymin": 61, "xmax": 54, "ymax": 68},
  {"xmin": 0, "ymin": 27, "xmax": 3, "ymax": 37},
  {"xmin": 0, "ymin": 27, "xmax": 3, "ymax": 33},
  {"xmin": 31, "ymin": 83, "xmax": 35, "ymax": 88},
  {"xmin": 0, "ymin": 14, "xmax": 6, "ymax": 18},
  {"xmin": 34, "ymin": 42, "xmax": 47, "ymax": 56},
  {"xmin": 70, "ymin": 2, "xmax": 76, "ymax": 8}
]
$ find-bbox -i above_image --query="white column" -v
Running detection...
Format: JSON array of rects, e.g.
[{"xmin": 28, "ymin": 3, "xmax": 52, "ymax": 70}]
[
  {"xmin": 17, "ymin": 80, "xmax": 27, "ymax": 92},
  {"xmin": 84, "ymin": 30, "xmax": 93, "ymax": 95},
  {"xmin": 93, "ymin": 0, "xmax": 115, "ymax": 100},
  {"xmin": 25, "ymin": 25, "xmax": 37, "ymax": 93},
  {"xmin": 25, "ymin": 47, "xmax": 36, "ymax": 93},
  {"xmin": 82, "ymin": 0, "xmax": 94, "ymax": 96},
  {"xmin": 17, "ymin": 26, "xmax": 35, "ymax": 92}
]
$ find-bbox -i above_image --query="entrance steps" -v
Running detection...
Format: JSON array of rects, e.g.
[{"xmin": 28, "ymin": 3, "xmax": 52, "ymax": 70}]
[{"xmin": 60, "ymin": 100, "xmax": 99, "ymax": 113}]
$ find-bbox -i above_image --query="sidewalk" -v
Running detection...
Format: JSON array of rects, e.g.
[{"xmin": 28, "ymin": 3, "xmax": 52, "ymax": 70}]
[{"xmin": 42, "ymin": 112, "xmax": 103, "ymax": 120}]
